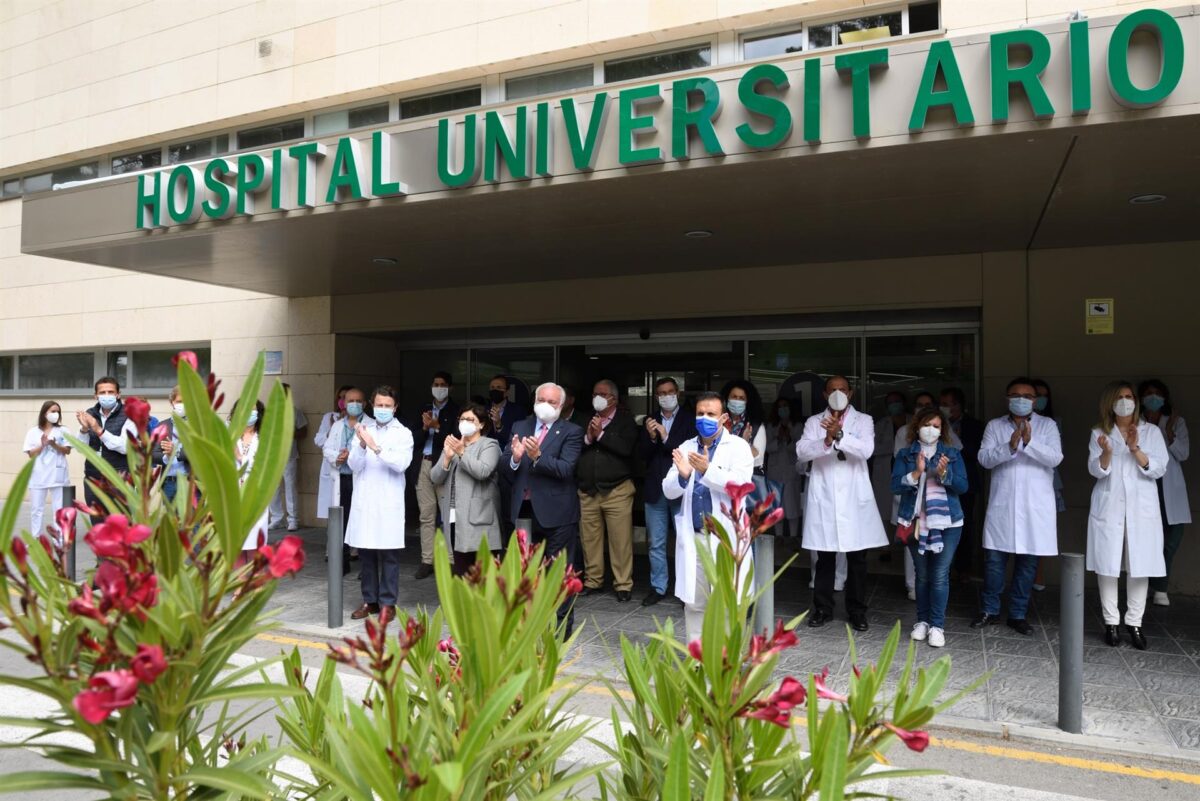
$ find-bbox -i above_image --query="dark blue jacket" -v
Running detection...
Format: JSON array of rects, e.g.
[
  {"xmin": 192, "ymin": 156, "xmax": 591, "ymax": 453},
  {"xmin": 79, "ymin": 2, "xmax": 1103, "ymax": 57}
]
[
  {"xmin": 487, "ymin": 402, "xmax": 528, "ymax": 442},
  {"xmin": 502, "ymin": 417, "xmax": 583, "ymax": 528},
  {"xmin": 636, "ymin": 410, "xmax": 696, "ymax": 503},
  {"xmin": 891, "ymin": 441, "xmax": 969, "ymax": 523}
]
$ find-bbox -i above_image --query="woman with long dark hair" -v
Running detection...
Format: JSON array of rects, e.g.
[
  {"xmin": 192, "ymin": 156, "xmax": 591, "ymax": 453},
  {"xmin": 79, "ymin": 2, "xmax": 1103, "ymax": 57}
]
[{"xmin": 1139, "ymin": 379, "xmax": 1190, "ymax": 607}]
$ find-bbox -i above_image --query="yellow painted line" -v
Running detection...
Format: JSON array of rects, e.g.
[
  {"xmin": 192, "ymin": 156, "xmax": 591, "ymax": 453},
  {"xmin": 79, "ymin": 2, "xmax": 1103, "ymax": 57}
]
[{"xmin": 255, "ymin": 631, "xmax": 336, "ymax": 652}]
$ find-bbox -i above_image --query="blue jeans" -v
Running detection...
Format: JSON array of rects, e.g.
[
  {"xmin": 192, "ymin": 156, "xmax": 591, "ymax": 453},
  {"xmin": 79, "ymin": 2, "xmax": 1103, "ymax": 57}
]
[
  {"xmin": 163, "ymin": 476, "xmax": 178, "ymax": 503},
  {"xmin": 981, "ymin": 549, "xmax": 1039, "ymax": 620},
  {"xmin": 907, "ymin": 527, "xmax": 961, "ymax": 629},
  {"xmin": 645, "ymin": 495, "xmax": 681, "ymax": 595}
]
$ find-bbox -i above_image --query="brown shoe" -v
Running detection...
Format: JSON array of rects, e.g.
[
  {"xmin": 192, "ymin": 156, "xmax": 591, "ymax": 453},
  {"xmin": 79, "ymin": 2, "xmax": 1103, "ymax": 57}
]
[
  {"xmin": 380, "ymin": 605, "xmax": 396, "ymax": 621},
  {"xmin": 351, "ymin": 603, "xmax": 380, "ymax": 620}
]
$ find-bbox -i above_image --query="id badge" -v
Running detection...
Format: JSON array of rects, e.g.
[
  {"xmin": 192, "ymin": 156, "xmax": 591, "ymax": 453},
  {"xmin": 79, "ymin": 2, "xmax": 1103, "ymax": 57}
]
[{"xmin": 448, "ymin": 508, "xmax": 456, "ymax": 525}]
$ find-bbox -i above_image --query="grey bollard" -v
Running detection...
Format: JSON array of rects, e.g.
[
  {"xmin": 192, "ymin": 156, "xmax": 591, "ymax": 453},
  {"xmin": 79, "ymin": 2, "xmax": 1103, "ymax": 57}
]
[
  {"xmin": 327, "ymin": 506, "xmax": 344, "ymax": 629},
  {"xmin": 62, "ymin": 485, "xmax": 77, "ymax": 582},
  {"xmin": 752, "ymin": 533, "xmax": 775, "ymax": 636},
  {"xmin": 1058, "ymin": 552, "xmax": 1085, "ymax": 734}
]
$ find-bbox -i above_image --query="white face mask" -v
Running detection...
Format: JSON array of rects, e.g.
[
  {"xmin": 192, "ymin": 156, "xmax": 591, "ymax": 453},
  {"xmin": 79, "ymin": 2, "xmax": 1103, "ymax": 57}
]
[
  {"xmin": 658, "ymin": 394, "xmax": 678, "ymax": 412},
  {"xmin": 431, "ymin": 386, "xmax": 449, "ymax": 402},
  {"xmin": 458, "ymin": 420, "xmax": 478, "ymax": 438},
  {"xmin": 827, "ymin": 389, "xmax": 849, "ymax": 412},
  {"xmin": 592, "ymin": 395, "xmax": 609, "ymax": 413},
  {"xmin": 939, "ymin": 405, "xmax": 953, "ymax": 418},
  {"xmin": 1113, "ymin": 398, "xmax": 1137, "ymax": 418},
  {"xmin": 46, "ymin": 411, "xmax": 60, "ymax": 424},
  {"xmin": 173, "ymin": 403, "xmax": 185, "ymax": 418},
  {"xmin": 534, "ymin": 402, "xmax": 560, "ymax": 424},
  {"xmin": 918, "ymin": 425, "xmax": 941, "ymax": 445}
]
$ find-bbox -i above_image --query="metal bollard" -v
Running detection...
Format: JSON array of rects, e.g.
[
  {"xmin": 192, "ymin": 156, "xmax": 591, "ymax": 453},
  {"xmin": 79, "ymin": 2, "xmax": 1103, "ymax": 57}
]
[
  {"xmin": 752, "ymin": 533, "xmax": 775, "ymax": 636},
  {"xmin": 327, "ymin": 506, "xmax": 344, "ymax": 629},
  {"xmin": 1058, "ymin": 552, "xmax": 1085, "ymax": 734},
  {"xmin": 62, "ymin": 485, "xmax": 78, "ymax": 582}
]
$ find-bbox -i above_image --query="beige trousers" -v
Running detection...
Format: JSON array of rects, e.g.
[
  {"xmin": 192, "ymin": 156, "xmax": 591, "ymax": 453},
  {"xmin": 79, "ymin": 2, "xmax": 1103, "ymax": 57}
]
[
  {"xmin": 416, "ymin": 458, "xmax": 439, "ymax": 564},
  {"xmin": 579, "ymin": 479, "xmax": 636, "ymax": 592}
]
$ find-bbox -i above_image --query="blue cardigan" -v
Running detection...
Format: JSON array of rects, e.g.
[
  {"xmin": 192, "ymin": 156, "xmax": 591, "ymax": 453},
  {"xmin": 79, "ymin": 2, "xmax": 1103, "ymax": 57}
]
[{"xmin": 890, "ymin": 441, "xmax": 969, "ymax": 523}]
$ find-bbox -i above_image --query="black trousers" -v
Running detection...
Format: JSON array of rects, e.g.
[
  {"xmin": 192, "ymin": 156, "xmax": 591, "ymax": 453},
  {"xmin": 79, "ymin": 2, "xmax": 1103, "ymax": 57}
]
[
  {"xmin": 360, "ymin": 548, "xmax": 401, "ymax": 606},
  {"xmin": 338, "ymin": 474, "xmax": 354, "ymax": 570},
  {"xmin": 520, "ymin": 500, "xmax": 579, "ymax": 636},
  {"xmin": 813, "ymin": 550, "xmax": 869, "ymax": 618},
  {"xmin": 952, "ymin": 493, "xmax": 978, "ymax": 576}
]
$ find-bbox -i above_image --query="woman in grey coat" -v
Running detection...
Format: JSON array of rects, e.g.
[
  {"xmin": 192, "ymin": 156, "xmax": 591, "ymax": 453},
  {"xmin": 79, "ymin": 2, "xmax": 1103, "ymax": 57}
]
[{"xmin": 430, "ymin": 401, "xmax": 504, "ymax": 575}]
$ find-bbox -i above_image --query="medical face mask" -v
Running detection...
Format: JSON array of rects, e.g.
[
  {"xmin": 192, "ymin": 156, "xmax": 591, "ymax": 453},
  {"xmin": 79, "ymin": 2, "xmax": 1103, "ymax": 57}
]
[
  {"xmin": 489, "ymin": 389, "xmax": 507, "ymax": 404},
  {"xmin": 246, "ymin": 410, "xmax": 259, "ymax": 427},
  {"xmin": 458, "ymin": 421, "xmax": 478, "ymax": 438},
  {"xmin": 172, "ymin": 403, "xmax": 185, "ymax": 418},
  {"xmin": 374, "ymin": 408, "xmax": 395, "ymax": 425},
  {"xmin": 886, "ymin": 401, "xmax": 905, "ymax": 417},
  {"xmin": 534, "ymin": 402, "xmax": 560, "ymax": 424},
  {"xmin": 695, "ymin": 416, "xmax": 721, "ymax": 439},
  {"xmin": 1113, "ymin": 398, "xmax": 1136, "ymax": 418},
  {"xmin": 346, "ymin": 401, "xmax": 364, "ymax": 418},
  {"xmin": 1142, "ymin": 395, "xmax": 1165, "ymax": 413},
  {"xmin": 98, "ymin": 395, "xmax": 118, "ymax": 411},
  {"xmin": 592, "ymin": 395, "xmax": 609, "ymax": 413},
  {"xmin": 1008, "ymin": 397, "xmax": 1034, "ymax": 417},
  {"xmin": 46, "ymin": 411, "xmax": 60, "ymax": 424},
  {"xmin": 939, "ymin": 405, "xmax": 953, "ymax": 419},
  {"xmin": 658, "ymin": 394, "xmax": 678, "ymax": 412},
  {"xmin": 777, "ymin": 406, "xmax": 790, "ymax": 420},
  {"xmin": 431, "ymin": 386, "xmax": 449, "ymax": 402},
  {"xmin": 1034, "ymin": 396, "xmax": 1049, "ymax": 413},
  {"xmin": 918, "ymin": 425, "xmax": 941, "ymax": 445},
  {"xmin": 827, "ymin": 390, "xmax": 849, "ymax": 412},
  {"xmin": 727, "ymin": 399, "xmax": 747, "ymax": 416}
]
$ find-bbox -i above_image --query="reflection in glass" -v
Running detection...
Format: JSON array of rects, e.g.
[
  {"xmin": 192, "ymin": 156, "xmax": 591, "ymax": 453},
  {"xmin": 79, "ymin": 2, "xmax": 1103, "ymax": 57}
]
[
  {"xmin": 18, "ymin": 352, "xmax": 94, "ymax": 390},
  {"xmin": 399, "ymin": 348, "xmax": 470, "ymax": 418},
  {"xmin": 400, "ymin": 87, "xmax": 482, "ymax": 120},
  {"xmin": 749, "ymin": 338, "xmax": 857, "ymax": 419},
  {"xmin": 506, "ymin": 65, "xmax": 594, "ymax": 100},
  {"xmin": 604, "ymin": 46, "xmax": 711, "ymax": 83},
  {"xmin": 743, "ymin": 29, "xmax": 804, "ymax": 60},
  {"xmin": 237, "ymin": 119, "xmax": 304, "ymax": 150},
  {"xmin": 864, "ymin": 334, "xmax": 975, "ymax": 418},
  {"xmin": 0, "ymin": 356, "xmax": 13, "ymax": 390},
  {"xmin": 471, "ymin": 348, "xmax": 553, "ymax": 411}
]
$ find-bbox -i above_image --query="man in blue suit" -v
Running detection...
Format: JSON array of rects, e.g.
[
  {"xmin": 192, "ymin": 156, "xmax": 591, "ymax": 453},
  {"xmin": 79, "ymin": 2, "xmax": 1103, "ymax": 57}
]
[{"xmin": 504, "ymin": 381, "xmax": 583, "ymax": 634}]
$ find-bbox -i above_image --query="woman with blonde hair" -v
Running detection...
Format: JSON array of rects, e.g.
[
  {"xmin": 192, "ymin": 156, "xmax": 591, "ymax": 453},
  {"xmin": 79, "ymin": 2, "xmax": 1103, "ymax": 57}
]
[{"xmin": 1086, "ymin": 381, "xmax": 1168, "ymax": 650}]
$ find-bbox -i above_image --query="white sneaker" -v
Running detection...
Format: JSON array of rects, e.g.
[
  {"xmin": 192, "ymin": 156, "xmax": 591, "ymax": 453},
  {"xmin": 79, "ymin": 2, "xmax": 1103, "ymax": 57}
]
[
  {"xmin": 907, "ymin": 587, "xmax": 917, "ymax": 601},
  {"xmin": 1153, "ymin": 591, "xmax": 1170, "ymax": 607},
  {"xmin": 928, "ymin": 627, "xmax": 946, "ymax": 648},
  {"xmin": 911, "ymin": 622, "xmax": 929, "ymax": 642},
  {"xmin": 834, "ymin": 584, "xmax": 845, "ymax": 593}
]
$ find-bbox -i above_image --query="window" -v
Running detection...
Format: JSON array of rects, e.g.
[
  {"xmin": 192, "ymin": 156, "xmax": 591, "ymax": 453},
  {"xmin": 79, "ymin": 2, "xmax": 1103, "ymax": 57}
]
[
  {"xmin": 107, "ymin": 347, "xmax": 211, "ymax": 389},
  {"xmin": 808, "ymin": 11, "xmax": 902, "ymax": 49},
  {"xmin": 1, "ymin": 178, "xmax": 20, "ymax": 198},
  {"xmin": 314, "ymin": 102, "xmax": 390, "ymax": 136},
  {"xmin": 168, "ymin": 135, "xmax": 229, "ymax": 164},
  {"xmin": 506, "ymin": 65, "xmax": 594, "ymax": 100},
  {"xmin": 864, "ymin": 333, "xmax": 975, "ymax": 418},
  {"xmin": 51, "ymin": 162, "xmax": 99, "ymax": 187},
  {"xmin": 909, "ymin": 1, "xmax": 940, "ymax": 34},
  {"xmin": 604, "ymin": 45, "xmax": 711, "ymax": 83},
  {"xmin": 749, "ymin": 338, "xmax": 859, "ymax": 415},
  {"xmin": 18, "ymin": 352, "xmax": 94, "ymax": 391},
  {"xmin": 23, "ymin": 172, "xmax": 51, "ymax": 193},
  {"xmin": 236, "ymin": 119, "xmax": 304, "ymax": 150},
  {"xmin": 112, "ymin": 149, "xmax": 163, "ymax": 175},
  {"xmin": 743, "ymin": 28, "xmax": 804, "ymax": 60},
  {"xmin": 0, "ymin": 356, "xmax": 13, "ymax": 390},
  {"xmin": 399, "ymin": 86, "xmax": 482, "ymax": 120}
]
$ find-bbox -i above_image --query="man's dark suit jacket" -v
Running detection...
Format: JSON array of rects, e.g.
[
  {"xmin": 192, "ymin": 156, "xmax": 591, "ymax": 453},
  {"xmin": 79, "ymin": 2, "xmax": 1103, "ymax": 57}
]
[
  {"xmin": 636, "ymin": 409, "xmax": 696, "ymax": 504},
  {"xmin": 502, "ymin": 417, "xmax": 583, "ymax": 528}
]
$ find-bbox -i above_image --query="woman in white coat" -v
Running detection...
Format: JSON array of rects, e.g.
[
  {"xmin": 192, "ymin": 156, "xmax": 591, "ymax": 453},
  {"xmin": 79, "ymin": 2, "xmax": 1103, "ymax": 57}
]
[
  {"xmin": 233, "ymin": 400, "xmax": 269, "ymax": 559},
  {"xmin": 764, "ymin": 397, "xmax": 804, "ymax": 537},
  {"xmin": 1087, "ymin": 381, "xmax": 1168, "ymax": 650},
  {"xmin": 312, "ymin": 385, "xmax": 351, "ymax": 520},
  {"xmin": 662, "ymin": 392, "xmax": 755, "ymax": 642},
  {"xmin": 345, "ymin": 386, "xmax": 414, "ymax": 621},
  {"xmin": 23, "ymin": 400, "xmax": 71, "ymax": 544},
  {"xmin": 1140, "ymin": 379, "xmax": 1190, "ymax": 607}
]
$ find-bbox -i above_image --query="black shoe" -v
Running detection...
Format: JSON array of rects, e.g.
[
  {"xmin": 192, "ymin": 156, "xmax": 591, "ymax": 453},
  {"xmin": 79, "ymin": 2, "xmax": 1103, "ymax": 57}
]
[
  {"xmin": 1104, "ymin": 625, "xmax": 1120, "ymax": 647},
  {"xmin": 970, "ymin": 612, "xmax": 1000, "ymax": 629},
  {"xmin": 615, "ymin": 590, "xmax": 631, "ymax": 603},
  {"xmin": 1127, "ymin": 625, "xmax": 1148, "ymax": 651},
  {"xmin": 414, "ymin": 563, "xmax": 434, "ymax": 580},
  {"xmin": 641, "ymin": 591, "xmax": 664, "ymax": 607},
  {"xmin": 849, "ymin": 615, "xmax": 869, "ymax": 633},
  {"xmin": 807, "ymin": 610, "xmax": 832, "ymax": 628},
  {"xmin": 1006, "ymin": 617, "xmax": 1033, "ymax": 636},
  {"xmin": 580, "ymin": 586, "xmax": 603, "ymax": 597}
]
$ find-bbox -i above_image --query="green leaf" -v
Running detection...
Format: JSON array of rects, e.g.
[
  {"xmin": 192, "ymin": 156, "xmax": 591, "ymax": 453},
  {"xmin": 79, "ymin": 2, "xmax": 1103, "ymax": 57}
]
[
  {"xmin": 661, "ymin": 732, "xmax": 690, "ymax": 801},
  {"xmin": 183, "ymin": 435, "xmax": 244, "ymax": 563},
  {"xmin": 179, "ymin": 765, "xmax": 278, "ymax": 799},
  {"xmin": 240, "ymin": 378, "xmax": 293, "ymax": 535},
  {"xmin": 703, "ymin": 751, "xmax": 725, "ymax": 801},
  {"xmin": 145, "ymin": 730, "xmax": 174, "ymax": 754},
  {"xmin": 0, "ymin": 772, "xmax": 106, "ymax": 793},
  {"xmin": 0, "ymin": 460, "xmax": 33, "ymax": 550},
  {"xmin": 432, "ymin": 761, "xmax": 463, "ymax": 793},
  {"xmin": 818, "ymin": 708, "xmax": 848, "ymax": 801}
]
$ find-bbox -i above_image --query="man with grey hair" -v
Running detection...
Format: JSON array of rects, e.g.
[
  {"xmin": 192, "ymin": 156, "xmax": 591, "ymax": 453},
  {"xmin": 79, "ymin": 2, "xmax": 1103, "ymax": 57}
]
[
  {"xmin": 577, "ymin": 378, "xmax": 639, "ymax": 601},
  {"xmin": 504, "ymin": 381, "xmax": 584, "ymax": 632}
]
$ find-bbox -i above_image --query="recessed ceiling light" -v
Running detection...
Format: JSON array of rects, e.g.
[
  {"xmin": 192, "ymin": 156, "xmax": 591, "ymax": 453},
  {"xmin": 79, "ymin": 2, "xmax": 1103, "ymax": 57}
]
[
  {"xmin": 684, "ymin": 229, "xmax": 713, "ymax": 239},
  {"xmin": 1128, "ymin": 193, "xmax": 1167, "ymax": 205},
  {"xmin": 924, "ymin": 348, "xmax": 938, "ymax": 353},
  {"xmin": 372, "ymin": 256, "xmax": 399, "ymax": 266}
]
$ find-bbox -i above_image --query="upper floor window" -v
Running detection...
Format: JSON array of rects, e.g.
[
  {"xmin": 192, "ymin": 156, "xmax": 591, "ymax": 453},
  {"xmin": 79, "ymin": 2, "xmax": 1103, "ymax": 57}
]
[
  {"xmin": 400, "ymin": 86, "xmax": 482, "ymax": 120},
  {"xmin": 604, "ymin": 45, "xmax": 711, "ymax": 83},
  {"xmin": 107, "ymin": 347, "xmax": 211, "ymax": 390},
  {"xmin": 742, "ymin": 28, "xmax": 804, "ymax": 60},
  {"xmin": 0, "ymin": 356, "xmax": 13, "ymax": 390},
  {"xmin": 112, "ymin": 148, "xmax": 163, "ymax": 175},
  {"xmin": 168, "ymin": 134, "xmax": 229, "ymax": 165},
  {"xmin": 808, "ymin": 12, "xmax": 901, "ymax": 48},
  {"xmin": 17, "ymin": 352, "xmax": 94, "ymax": 391},
  {"xmin": 314, "ymin": 102, "xmax": 390, "ymax": 135},
  {"xmin": 1, "ymin": 178, "xmax": 20, "ymax": 198},
  {"xmin": 506, "ymin": 65, "xmax": 594, "ymax": 100},
  {"xmin": 237, "ymin": 119, "xmax": 304, "ymax": 150}
]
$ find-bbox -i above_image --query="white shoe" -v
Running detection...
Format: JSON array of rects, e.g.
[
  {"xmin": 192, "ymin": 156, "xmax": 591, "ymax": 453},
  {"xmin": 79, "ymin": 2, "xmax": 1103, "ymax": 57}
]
[
  {"xmin": 907, "ymin": 587, "xmax": 917, "ymax": 601},
  {"xmin": 1153, "ymin": 591, "xmax": 1170, "ymax": 607},
  {"xmin": 911, "ymin": 622, "xmax": 929, "ymax": 642},
  {"xmin": 808, "ymin": 579, "xmax": 814, "ymax": 589},
  {"xmin": 834, "ymin": 584, "xmax": 844, "ymax": 593},
  {"xmin": 1032, "ymin": 583, "xmax": 1046, "ymax": 592},
  {"xmin": 928, "ymin": 627, "xmax": 946, "ymax": 648}
]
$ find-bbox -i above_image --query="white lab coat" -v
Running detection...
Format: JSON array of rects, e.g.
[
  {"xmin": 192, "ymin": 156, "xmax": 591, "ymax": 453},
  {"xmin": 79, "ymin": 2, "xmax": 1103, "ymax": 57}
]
[
  {"xmin": 871, "ymin": 417, "xmax": 907, "ymax": 524},
  {"xmin": 796, "ymin": 406, "xmax": 888, "ymax": 553},
  {"xmin": 321, "ymin": 416, "xmax": 371, "ymax": 508},
  {"xmin": 1154, "ymin": 415, "xmax": 1191, "ymax": 525},
  {"xmin": 978, "ymin": 413, "xmax": 1063, "ymax": 556},
  {"xmin": 662, "ymin": 433, "xmax": 755, "ymax": 606},
  {"xmin": 236, "ymin": 432, "xmax": 270, "ymax": 551},
  {"xmin": 1086, "ymin": 422, "xmax": 1168, "ymax": 577},
  {"xmin": 764, "ymin": 421, "xmax": 803, "ymax": 520},
  {"xmin": 313, "ymin": 411, "xmax": 341, "ymax": 518},
  {"xmin": 344, "ymin": 418, "xmax": 414, "ymax": 550}
]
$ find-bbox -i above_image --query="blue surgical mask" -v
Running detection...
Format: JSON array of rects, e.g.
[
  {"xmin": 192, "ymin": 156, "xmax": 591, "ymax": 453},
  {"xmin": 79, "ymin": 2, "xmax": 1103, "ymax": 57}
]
[
  {"xmin": 98, "ymin": 395, "xmax": 118, "ymax": 410},
  {"xmin": 346, "ymin": 401, "xmax": 364, "ymax": 418},
  {"xmin": 886, "ymin": 401, "xmax": 905, "ymax": 417},
  {"xmin": 1008, "ymin": 397, "xmax": 1034, "ymax": 417},
  {"xmin": 696, "ymin": 416, "xmax": 721, "ymax": 438},
  {"xmin": 1143, "ymin": 395, "xmax": 1165, "ymax": 412},
  {"xmin": 374, "ymin": 408, "xmax": 394, "ymax": 425},
  {"xmin": 777, "ymin": 406, "xmax": 790, "ymax": 420},
  {"xmin": 1034, "ymin": 396, "xmax": 1049, "ymax": 413},
  {"xmin": 727, "ymin": 399, "xmax": 746, "ymax": 416},
  {"xmin": 247, "ymin": 410, "xmax": 259, "ymax": 427}
]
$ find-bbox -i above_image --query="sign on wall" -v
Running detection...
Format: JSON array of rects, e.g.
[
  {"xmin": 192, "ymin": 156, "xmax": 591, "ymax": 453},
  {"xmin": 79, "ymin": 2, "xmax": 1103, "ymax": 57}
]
[{"xmin": 1085, "ymin": 298, "xmax": 1115, "ymax": 335}]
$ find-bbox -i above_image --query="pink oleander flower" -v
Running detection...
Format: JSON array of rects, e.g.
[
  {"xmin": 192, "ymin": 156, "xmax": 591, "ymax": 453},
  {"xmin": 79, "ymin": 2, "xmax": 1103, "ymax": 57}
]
[
  {"xmin": 172, "ymin": 350, "xmax": 200, "ymax": 371},
  {"xmin": 768, "ymin": 676, "xmax": 807, "ymax": 711},
  {"xmin": 54, "ymin": 506, "xmax": 77, "ymax": 543},
  {"xmin": 123, "ymin": 397, "xmax": 151, "ymax": 434},
  {"xmin": 84, "ymin": 514, "xmax": 152, "ymax": 561},
  {"xmin": 10, "ymin": 537, "xmax": 28, "ymax": 573},
  {"xmin": 884, "ymin": 722, "xmax": 931, "ymax": 752},
  {"xmin": 743, "ymin": 703, "xmax": 791, "ymax": 727},
  {"xmin": 813, "ymin": 667, "xmax": 848, "ymax": 703},
  {"xmin": 259, "ymin": 535, "xmax": 305, "ymax": 578},
  {"xmin": 687, "ymin": 639, "xmax": 703, "ymax": 661},
  {"xmin": 131, "ymin": 644, "xmax": 167, "ymax": 684},
  {"xmin": 562, "ymin": 564, "xmax": 583, "ymax": 597},
  {"xmin": 73, "ymin": 670, "xmax": 139, "ymax": 724},
  {"xmin": 67, "ymin": 585, "xmax": 107, "ymax": 624},
  {"xmin": 724, "ymin": 482, "xmax": 756, "ymax": 515}
]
